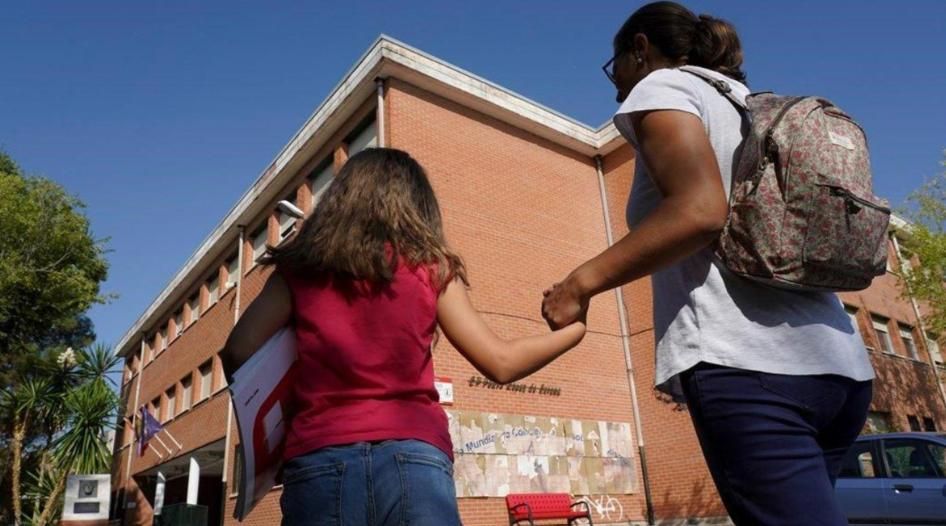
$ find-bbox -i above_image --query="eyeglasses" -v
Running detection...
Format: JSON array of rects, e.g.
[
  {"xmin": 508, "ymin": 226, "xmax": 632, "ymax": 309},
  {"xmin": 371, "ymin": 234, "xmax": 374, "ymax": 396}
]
[{"xmin": 602, "ymin": 50, "xmax": 627, "ymax": 86}]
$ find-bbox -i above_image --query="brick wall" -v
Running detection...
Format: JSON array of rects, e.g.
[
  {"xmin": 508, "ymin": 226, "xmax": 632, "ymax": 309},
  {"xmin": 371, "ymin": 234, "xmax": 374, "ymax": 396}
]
[{"xmin": 111, "ymin": 73, "xmax": 946, "ymax": 526}]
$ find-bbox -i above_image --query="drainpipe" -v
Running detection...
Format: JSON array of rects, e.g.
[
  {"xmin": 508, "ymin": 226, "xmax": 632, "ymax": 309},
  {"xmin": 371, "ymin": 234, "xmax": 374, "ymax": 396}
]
[
  {"xmin": 891, "ymin": 232, "xmax": 946, "ymax": 416},
  {"xmin": 221, "ymin": 226, "xmax": 245, "ymax": 524},
  {"xmin": 375, "ymin": 78, "xmax": 386, "ymax": 147},
  {"xmin": 594, "ymin": 155, "xmax": 656, "ymax": 525},
  {"xmin": 121, "ymin": 336, "xmax": 146, "ymax": 519}
]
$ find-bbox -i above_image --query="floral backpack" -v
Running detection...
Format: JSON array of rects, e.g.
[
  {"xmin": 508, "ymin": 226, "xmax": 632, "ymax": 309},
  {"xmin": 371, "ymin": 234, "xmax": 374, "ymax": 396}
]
[{"xmin": 682, "ymin": 66, "xmax": 890, "ymax": 292}]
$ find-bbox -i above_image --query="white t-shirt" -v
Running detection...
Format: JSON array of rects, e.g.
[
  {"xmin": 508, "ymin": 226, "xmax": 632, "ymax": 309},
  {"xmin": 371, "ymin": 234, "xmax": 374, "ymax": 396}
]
[{"xmin": 613, "ymin": 66, "xmax": 874, "ymax": 401}]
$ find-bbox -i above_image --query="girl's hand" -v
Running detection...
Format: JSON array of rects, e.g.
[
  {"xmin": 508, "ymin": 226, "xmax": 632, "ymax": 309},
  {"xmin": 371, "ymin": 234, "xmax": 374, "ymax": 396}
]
[{"xmin": 541, "ymin": 273, "xmax": 589, "ymax": 330}]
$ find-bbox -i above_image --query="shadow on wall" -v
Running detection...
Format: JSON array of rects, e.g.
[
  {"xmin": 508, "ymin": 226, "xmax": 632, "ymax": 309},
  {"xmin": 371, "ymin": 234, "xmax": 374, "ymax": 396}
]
[
  {"xmin": 869, "ymin": 354, "xmax": 946, "ymax": 429},
  {"xmin": 656, "ymin": 473, "xmax": 724, "ymax": 522}
]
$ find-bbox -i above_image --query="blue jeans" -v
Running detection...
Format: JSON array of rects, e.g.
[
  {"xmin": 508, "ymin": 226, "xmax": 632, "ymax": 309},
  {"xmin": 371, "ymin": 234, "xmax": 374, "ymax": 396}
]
[
  {"xmin": 681, "ymin": 363, "xmax": 872, "ymax": 526},
  {"xmin": 279, "ymin": 439, "xmax": 461, "ymax": 526}
]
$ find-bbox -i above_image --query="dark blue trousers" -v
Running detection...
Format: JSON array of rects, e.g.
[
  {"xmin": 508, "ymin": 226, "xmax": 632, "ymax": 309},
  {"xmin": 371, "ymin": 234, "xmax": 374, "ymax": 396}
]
[{"xmin": 681, "ymin": 363, "xmax": 872, "ymax": 526}]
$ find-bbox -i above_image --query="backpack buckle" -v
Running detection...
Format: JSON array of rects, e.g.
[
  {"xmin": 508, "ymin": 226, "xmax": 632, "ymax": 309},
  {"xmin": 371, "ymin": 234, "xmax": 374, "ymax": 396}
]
[{"xmin": 712, "ymin": 80, "xmax": 732, "ymax": 94}]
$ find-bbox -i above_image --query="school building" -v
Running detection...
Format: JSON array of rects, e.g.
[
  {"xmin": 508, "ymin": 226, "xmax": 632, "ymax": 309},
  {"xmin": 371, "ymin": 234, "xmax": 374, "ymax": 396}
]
[{"xmin": 108, "ymin": 36, "xmax": 946, "ymax": 526}]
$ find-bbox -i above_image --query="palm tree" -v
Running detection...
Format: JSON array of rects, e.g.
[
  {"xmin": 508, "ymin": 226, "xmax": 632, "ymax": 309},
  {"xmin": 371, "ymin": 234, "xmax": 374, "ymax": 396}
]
[
  {"xmin": 34, "ymin": 344, "xmax": 119, "ymax": 526},
  {"xmin": 2, "ymin": 344, "xmax": 119, "ymax": 526},
  {"xmin": 0, "ymin": 377, "xmax": 55, "ymax": 526}
]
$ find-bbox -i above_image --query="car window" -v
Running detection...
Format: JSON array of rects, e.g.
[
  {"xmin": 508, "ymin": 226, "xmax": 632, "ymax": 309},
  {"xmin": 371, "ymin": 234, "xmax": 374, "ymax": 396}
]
[
  {"xmin": 884, "ymin": 439, "xmax": 942, "ymax": 478},
  {"xmin": 930, "ymin": 442, "xmax": 946, "ymax": 475},
  {"xmin": 839, "ymin": 441, "xmax": 878, "ymax": 478}
]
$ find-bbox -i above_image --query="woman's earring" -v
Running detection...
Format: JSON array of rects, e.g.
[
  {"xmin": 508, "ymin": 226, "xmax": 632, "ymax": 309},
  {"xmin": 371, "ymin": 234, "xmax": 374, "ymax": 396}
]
[{"xmin": 636, "ymin": 56, "xmax": 643, "ymax": 64}]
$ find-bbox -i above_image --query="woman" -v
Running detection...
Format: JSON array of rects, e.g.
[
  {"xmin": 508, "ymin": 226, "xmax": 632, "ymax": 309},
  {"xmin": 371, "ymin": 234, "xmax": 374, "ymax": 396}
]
[{"xmin": 541, "ymin": 2, "xmax": 873, "ymax": 524}]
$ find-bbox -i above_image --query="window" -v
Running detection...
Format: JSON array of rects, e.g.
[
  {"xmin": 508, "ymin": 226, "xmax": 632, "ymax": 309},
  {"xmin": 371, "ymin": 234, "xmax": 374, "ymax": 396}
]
[
  {"xmin": 207, "ymin": 275, "xmax": 220, "ymax": 306},
  {"xmin": 150, "ymin": 397, "xmax": 160, "ymax": 419},
  {"xmin": 199, "ymin": 361, "xmax": 213, "ymax": 402},
  {"xmin": 226, "ymin": 256, "xmax": 239, "ymax": 290},
  {"xmin": 173, "ymin": 309, "xmax": 184, "ymax": 338},
  {"xmin": 871, "ymin": 315, "xmax": 894, "ymax": 354},
  {"xmin": 278, "ymin": 194, "xmax": 298, "ymax": 243},
  {"xmin": 165, "ymin": 387, "xmax": 176, "ymax": 423},
  {"xmin": 865, "ymin": 411, "xmax": 892, "ymax": 434},
  {"xmin": 844, "ymin": 305, "xmax": 861, "ymax": 339},
  {"xmin": 927, "ymin": 334, "xmax": 944, "ymax": 365},
  {"xmin": 309, "ymin": 163, "xmax": 333, "ymax": 209},
  {"xmin": 923, "ymin": 417, "xmax": 937, "ymax": 432},
  {"xmin": 231, "ymin": 445, "xmax": 243, "ymax": 496},
  {"xmin": 899, "ymin": 325, "xmax": 918, "ymax": 359},
  {"xmin": 188, "ymin": 293, "xmax": 200, "ymax": 326},
  {"xmin": 884, "ymin": 439, "xmax": 945, "ymax": 478},
  {"xmin": 908, "ymin": 415, "xmax": 921, "ymax": 432},
  {"xmin": 159, "ymin": 327, "xmax": 168, "ymax": 351},
  {"xmin": 251, "ymin": 225, "xmax": 268, "ymax": 264},
  {"xmin": 348, "ymin": 120, "xmax": 377, "ymax": 154},
  {"xmin": 181, "ymin": 375, "xmax": 192, "ymax": 412},
  {"xmin": 838, "ymin": 441, "xmax": 877, "ymax": 478}
]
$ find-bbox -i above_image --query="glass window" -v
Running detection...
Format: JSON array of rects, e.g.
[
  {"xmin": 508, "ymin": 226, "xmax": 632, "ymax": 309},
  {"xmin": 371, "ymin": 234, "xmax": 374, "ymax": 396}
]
[
  {"xmin": 839, "ymin": 441, "xmax": 877, "ymax": 478},
  {"xmin": 199, "ymin": 361, "xmax": 213, "ymax": 402},
  {"xmin": 923, "ymin": 417, "xmax": 937, "ymax": 432},
  {"xmin": 278, "ymin": 194, "xmax": 298, "ymax": 243},
  {"xmin": 865, "ymin": 411, "xmax": 892, "ymax": 434},
  {"xmin": 226, "ymin": 256, "xmax": 239, "ymax": 289},
  {"xmin": 159, "ymin": 327, "xmax": 168, "ymax": 351},
  {"xmin": 900, "ymin": 325, "xmax": 918, "ymax": 359},
  {"xmin": 884, "ymin": 439, "xmax": 943, "ymax": 478},
  {"xmin": 251, "ymin": 225, "xmax": 268, "ymax": 264},
  {"xmin": 309, "ymin": 163, "xmax": 333, "ymax": 209},
  {"xmin": 909, "ymin": 415, "xmax": 921, "ymax": 432},
  {"xmin": 181, "ymin": 375, "xmax": 192, "ymax": 412},
  {"xmin": 207, "ymin": 275, "xmax": 219, "ymax": 305},
  {"xmin": 927, "ymin": 334, "xmax": 943, "ymax": 365},
  {"xmin": 348, "ymin": 121, "xmax": 377, "ymax": 154},
  {"xmin": 188, "ymin": 293, "xmax": 200, "ymax": 325},
  {"xmin": 165, "ymin": 387, "xmax": 175, "ymax": 422},
  {"xmin": 871, "ymin": 315, "xmax": 894, "ymax": 354},
  {"xmin": 173, "ymin": 310, "xmax": 184, "ymax": 337}
]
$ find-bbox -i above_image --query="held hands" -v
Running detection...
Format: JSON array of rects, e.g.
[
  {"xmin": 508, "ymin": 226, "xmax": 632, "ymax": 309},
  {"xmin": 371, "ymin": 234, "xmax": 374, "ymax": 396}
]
[{"xmin": 541, "ymin": 273, "xmax": 589, "ymax": 330}]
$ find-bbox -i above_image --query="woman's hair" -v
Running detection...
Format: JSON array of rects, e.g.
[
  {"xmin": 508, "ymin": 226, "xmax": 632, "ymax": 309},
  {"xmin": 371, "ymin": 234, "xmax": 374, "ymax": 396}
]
[
  {"xmin": 614, "ymin": 1, "xmax": 746, "ymax": 83},
  {"xmin": 263, "ymin": 147, "xmax": 467, "ymax": 291}
]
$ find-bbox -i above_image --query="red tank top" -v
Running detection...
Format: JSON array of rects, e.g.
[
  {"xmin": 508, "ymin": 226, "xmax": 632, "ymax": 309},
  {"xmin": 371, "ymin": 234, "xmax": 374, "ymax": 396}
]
[{"xmin": 280, "ymin": 263, "xmax": 452, "ymax": 461}]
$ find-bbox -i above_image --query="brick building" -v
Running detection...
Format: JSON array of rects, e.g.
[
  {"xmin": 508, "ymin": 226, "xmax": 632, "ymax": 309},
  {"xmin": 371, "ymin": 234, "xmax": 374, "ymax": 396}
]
[{"xmin": 109, "ymin": 37, "xmax": 946, "ymax": 526}]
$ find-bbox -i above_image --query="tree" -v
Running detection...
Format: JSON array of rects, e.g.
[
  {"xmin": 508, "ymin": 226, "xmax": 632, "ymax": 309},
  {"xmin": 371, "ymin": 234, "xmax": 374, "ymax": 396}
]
[
  {"xmin": 899, "ymin": 152, "xmax": 946, "ymax": 335},
  {"xmin": 0, "ymin": 151, "xmax": 113, "ymax": 525},
  {"xmin": 0, "ymin": 345, "xmax": 119, "ymax": 526},
  {"xmin": 0, "ymin": 151, "xmax": 110, "ymax": 389}
]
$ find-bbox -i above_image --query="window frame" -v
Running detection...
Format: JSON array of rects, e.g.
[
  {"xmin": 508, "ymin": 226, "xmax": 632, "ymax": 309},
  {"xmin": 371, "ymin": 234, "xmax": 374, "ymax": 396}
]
[
  {"xmin": 188, "ymin": 293, "xmax": 200, "ymax": 326},
  {"xmin": 250, "ymin": 224, "xmax": 268, "ymax": 265},
  {"xmin": 871, "ymin": 315, "xmax": 894, "ymax": 354},
  {"xmin": 899, "ymin": 324, "xmax": 918, "ymax": 360},
  {"xmin": 308, "ymin": 162, "xmax": 333, "ymax": 210},
  {"xmin": 881, "ymin": 438, "xmax": 946, "ymax": 479}
]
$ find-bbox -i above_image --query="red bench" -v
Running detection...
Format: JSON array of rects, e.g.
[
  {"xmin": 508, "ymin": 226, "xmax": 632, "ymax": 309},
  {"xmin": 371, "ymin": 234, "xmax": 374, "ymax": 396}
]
[{"xmin": 505, "ymin": 493, "xmax": 593, "ymax": 525}]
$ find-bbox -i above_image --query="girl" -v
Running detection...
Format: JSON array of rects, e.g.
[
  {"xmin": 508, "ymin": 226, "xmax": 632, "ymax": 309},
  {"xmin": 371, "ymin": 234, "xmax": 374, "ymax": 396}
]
[
  {"xmin": 542, "ymin": 2, "xmax": 873, "ymax": 524},
  {"xmin": 221, "ymin": 147, "xmax": 586, "ymax": 526}
]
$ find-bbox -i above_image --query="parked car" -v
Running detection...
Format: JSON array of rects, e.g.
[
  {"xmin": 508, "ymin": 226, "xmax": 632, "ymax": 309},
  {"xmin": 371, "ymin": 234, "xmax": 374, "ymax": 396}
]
[{"xmin": 836, "ymin": 432, "xmax": 946, "ymax": 525}]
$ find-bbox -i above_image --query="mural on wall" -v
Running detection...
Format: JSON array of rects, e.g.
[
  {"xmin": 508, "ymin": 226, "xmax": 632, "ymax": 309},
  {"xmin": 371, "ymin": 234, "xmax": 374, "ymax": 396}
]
[{"xmin": 446, "ymin": 410, "xmax": 637, "ymax": 498}]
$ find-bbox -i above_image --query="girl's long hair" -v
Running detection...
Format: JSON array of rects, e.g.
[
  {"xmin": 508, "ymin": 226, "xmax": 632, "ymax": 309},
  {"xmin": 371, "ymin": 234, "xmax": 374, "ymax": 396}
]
[{"xmin": 263, "ymin": 147, "xmax": 467, "ymax": 291}]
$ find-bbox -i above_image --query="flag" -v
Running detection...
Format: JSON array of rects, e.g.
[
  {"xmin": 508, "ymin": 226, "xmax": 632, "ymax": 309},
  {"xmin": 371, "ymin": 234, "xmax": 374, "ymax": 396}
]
[{"xmin": 136, "ymin": 406, "xmax": 163, "ymax": 456}]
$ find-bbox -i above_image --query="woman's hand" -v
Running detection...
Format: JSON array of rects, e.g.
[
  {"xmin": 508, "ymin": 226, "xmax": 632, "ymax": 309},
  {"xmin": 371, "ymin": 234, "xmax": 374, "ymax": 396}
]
[{"xmin": 541, "ymin": 273, "xmax": 589, "ymax": 330}]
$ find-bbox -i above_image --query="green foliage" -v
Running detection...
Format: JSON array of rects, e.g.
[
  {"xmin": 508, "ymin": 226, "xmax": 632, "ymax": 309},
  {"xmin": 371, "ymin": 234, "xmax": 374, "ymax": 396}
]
[
  {"xmin": 0, "ymin": 151, "xmax": 110, "ymax": 392},
  {"xmin": 900, "ymin": 152, "xmax": 946, "ymax": 335}
]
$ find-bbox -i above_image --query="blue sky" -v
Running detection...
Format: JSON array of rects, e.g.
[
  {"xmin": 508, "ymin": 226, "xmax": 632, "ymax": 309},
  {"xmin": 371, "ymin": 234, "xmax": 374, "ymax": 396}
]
[{"xmin": 2, "ymin": 1, "xmax": 945, "ymax": 352}]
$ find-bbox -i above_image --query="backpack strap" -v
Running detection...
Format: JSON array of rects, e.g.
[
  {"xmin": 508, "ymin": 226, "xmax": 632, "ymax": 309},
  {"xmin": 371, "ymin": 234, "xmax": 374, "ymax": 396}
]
[{"xmin": 678, "ymin": 66, "xmax": 747, "ymax": 113}]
